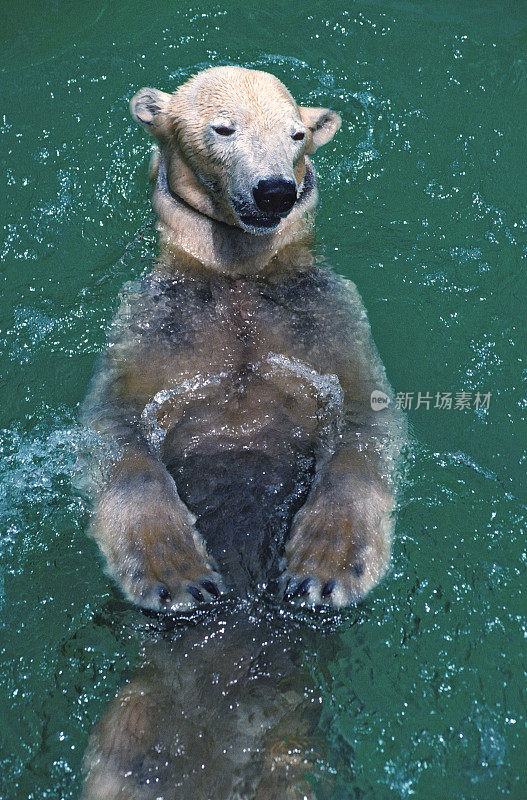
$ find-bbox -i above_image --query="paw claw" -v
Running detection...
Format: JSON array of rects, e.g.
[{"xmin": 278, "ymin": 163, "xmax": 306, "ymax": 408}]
[
  {"xmin": 296, "ymin": 577, "xmax": 312, "ymax": 597},
  {"xmin": 200, "ymin": 579, "xmax": 221, "ymax": 598},
  {"xmin": 321, "ymin": 580, "xmax": 336, "ymax": 598},
  {"xmin": 285, "ymin": 577, "xmax": 312, "ymax": 600},
  {"xmin": 186, "ymin": 586, "xmax": 205, "ymax": 603},
  {"xmin": 157, "ymin": 585, "xmax": 172, "ymax": 604}
]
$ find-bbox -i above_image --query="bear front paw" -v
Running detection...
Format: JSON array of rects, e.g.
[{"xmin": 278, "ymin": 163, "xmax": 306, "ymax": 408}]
[
  {"xmin": 112, "ymin": 512, "xmax": 227, "ymax": 612},
  {"xmin": 91, "ymin": 470, "xmax": 226, "ymax": 613},
  {"xmin": 281, "ymin": 484, "xmax": 394, "ymax": 608}
]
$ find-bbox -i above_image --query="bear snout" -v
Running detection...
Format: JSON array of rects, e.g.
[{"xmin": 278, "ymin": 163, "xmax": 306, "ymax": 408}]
[{"xmin": 252, "ymin": 177, "xmax": 297, "ymax": 215}]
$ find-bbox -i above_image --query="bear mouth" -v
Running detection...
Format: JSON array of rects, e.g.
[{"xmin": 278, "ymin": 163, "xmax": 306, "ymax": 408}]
[
  {"xmin": 239, "ymin": 213, "xmax": 281, "ymax": 230},
  {"xmin": 235, "ymin": 167, "xmax": 315, "ymax": 234}
]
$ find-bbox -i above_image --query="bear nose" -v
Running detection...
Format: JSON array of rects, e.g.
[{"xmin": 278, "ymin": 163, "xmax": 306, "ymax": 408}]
[{"xmin": 252, "ymin": 178, "xmax": 297, "ymax": 215}]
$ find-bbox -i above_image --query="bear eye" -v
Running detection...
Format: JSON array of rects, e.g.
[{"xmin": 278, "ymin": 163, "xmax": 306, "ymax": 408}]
[
  {"xmin": 291, "ymin": 130, "xmax": 305, "ymax": 141},
  {"xmin": 212, "ymin": 124, "xmax": 235, "ymax": 136}
]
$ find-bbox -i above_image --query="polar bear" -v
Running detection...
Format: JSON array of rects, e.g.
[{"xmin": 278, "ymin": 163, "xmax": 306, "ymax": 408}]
[
  {"xmin": 81, "ymin": 64, "xmax": 405, "ymax": 800},
  {"xmin": 82, "ymin": 65, "xmax": 403, "ymax": 613}
]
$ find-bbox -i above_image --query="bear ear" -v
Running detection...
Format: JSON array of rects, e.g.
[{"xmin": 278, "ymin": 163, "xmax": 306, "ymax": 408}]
[
  {"xmin": 298, "ymin": 107, "xmax": 341, "ymax": 153},
  {"xmin": 130, "ymin": 88, "xmax": 173, "ymax": 136}
]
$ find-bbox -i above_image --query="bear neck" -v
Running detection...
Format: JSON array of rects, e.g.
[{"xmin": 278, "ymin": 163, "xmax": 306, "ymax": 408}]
[{"xmin": 152, "ymin": 154, "xmax": 318, "ymax": 277}]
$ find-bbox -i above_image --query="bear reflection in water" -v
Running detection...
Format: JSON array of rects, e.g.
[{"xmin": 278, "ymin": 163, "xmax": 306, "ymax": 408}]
[
  {"xmin": 82, "ymin": 611, "xmax": 332, "ymax": 800},
  {"xmin": 81, "ymin": 66, "xmax": 404, "ymax": 799}
]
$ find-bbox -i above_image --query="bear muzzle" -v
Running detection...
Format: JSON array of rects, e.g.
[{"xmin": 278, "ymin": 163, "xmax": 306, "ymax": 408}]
[{"xmin": 252, "ymin": 178, "xmax": 298, "ymax": 215}]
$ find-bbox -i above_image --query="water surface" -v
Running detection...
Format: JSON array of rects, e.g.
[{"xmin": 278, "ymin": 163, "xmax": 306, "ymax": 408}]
[{"xmin": 0, "ymin": 1, "xmax": 525, "ymax": 797}]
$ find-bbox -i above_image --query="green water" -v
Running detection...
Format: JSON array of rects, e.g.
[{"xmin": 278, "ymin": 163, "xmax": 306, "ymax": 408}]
[{"xmin": 0, "ymin": 0, "xmax": 525, "ymax": 797}]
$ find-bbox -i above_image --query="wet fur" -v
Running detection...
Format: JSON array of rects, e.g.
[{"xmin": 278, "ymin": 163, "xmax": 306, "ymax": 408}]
[{"xmin": 83, "ymin": 265, "xmax": 400, "ymax": 608}]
